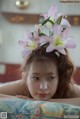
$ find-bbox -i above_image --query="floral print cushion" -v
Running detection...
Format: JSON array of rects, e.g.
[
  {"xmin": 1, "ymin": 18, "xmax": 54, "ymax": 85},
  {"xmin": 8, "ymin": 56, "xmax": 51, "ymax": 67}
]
[{"xmin": 0, "ymin": 98, "xmax": 80, "ymax": 119}]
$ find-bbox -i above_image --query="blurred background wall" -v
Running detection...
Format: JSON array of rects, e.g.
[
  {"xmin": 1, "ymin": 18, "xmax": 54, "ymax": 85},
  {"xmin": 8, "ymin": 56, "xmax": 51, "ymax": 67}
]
[
  {"xmin": 0, "ymin": 0, "xmax": 80, "ymax": 83},
  {"xmin": 0, "ymin": 0, "xmax": 80, "ymax": 65}
]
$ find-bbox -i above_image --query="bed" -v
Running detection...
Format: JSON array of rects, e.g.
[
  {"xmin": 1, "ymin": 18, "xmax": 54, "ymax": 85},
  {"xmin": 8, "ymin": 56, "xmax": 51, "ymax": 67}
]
[{"xmin": 0, "ymin": 98, "xmax": 80, "ymax": 119}]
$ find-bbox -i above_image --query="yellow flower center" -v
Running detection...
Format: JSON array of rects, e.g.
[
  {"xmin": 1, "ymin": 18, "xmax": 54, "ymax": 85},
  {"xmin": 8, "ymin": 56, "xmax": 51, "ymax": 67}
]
[
  {"xmin": 53, "ymin": 37, "xmax": 63, "ymax": 46},
  {"xmin": 28, "ymin": 41, "xmax": 37, "ymax": 50}
]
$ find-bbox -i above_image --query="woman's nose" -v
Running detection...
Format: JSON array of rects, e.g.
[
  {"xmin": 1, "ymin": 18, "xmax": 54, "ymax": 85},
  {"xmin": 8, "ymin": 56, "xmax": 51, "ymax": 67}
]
[{"xmin": 39, "ymin": 80, "xmax": 48, "ymax": 90}]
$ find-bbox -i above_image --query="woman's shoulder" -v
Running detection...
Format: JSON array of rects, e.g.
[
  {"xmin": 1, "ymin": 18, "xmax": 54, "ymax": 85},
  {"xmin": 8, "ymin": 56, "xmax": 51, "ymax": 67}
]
[
  {"xmin": 73, "ymin": 84, "xmax": 80, "ymax": 96},
  {"xmin": 0, "ymin": 79, "xmax": 26, "ymax": 96},
  {"xmin": 70, "ymin": 83, "xmax": 80, "ymax": 97}
]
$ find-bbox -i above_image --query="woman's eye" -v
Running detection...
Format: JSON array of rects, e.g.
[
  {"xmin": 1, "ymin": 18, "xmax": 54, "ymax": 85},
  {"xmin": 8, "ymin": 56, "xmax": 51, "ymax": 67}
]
[
  {"xmin": 48, "ymin": 76, "xmax": 55, "ymax": 80},
  {"xmin": 32, "ymin": 77, "xmax": 40, "ymax": 81}
]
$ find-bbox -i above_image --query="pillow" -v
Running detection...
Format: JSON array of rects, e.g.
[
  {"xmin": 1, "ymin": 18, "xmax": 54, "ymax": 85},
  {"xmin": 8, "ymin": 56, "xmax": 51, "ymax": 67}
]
[{"xmin": 0, "ymin": 98, "xmax": 80, "ymax": 119}]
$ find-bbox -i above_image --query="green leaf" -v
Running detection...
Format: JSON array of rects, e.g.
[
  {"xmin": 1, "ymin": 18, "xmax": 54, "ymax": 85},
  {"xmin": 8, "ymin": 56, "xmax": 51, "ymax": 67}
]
[
  {"xmin": 56, "ymin": 16, "xmax": 62, "ymax": 24},
  {"xmin": 42, "ymin": 17, "xmax": 50, "ymax": 26},
  {"xmin": 32, "ymin": 32, "xmax": 34, "ymax": 35},
  {"xmin": 41, "ymin": 42, "xmax": 49, "ymax": 48},
  {"xmin": 48, "ymin": 19, "xmax": 54, "ymax": 25},
  {"xmin": 39, "ymin": 32, "xmax": 46, "ymax": 36}
]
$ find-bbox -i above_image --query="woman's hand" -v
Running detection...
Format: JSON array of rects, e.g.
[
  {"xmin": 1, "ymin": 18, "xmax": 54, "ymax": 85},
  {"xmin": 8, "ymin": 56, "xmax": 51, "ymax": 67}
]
[{"xmin": 16, "ymin": 95, "xmax": 34, "ymax": 100}]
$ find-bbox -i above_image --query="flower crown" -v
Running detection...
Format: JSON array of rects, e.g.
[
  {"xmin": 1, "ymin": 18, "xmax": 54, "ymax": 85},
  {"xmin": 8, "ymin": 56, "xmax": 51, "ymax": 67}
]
[{"xmin": 18, "ymin": 5, "xmax": 76, "ymax": 58}]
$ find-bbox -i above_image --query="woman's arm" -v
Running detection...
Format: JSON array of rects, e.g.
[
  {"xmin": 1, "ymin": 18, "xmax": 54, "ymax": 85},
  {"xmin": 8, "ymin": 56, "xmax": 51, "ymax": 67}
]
[
  {"xmin": 16, "ymin": 95, "xmax": 80, "ymax": 106},
  {"xmin": 0, "ymin": 79, "xmax": 26, "ymax": 96},
  {"xmin": 49, "ymin": 84, "xmax": 80, "ymax": 106},
  {"xmin": 0, "ymin": 94, "xmax": 17, "ymax": 98},
  {"xmin": 49, "ymin": 98, "xmax": 80, "ymax": 106}
]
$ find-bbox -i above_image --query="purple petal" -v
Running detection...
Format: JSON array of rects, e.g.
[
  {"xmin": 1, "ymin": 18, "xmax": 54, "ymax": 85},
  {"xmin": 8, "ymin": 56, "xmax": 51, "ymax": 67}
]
[
  {"xmin": 34, "ymin": 31, "xmax": 40, "ymax": 41},
  {"xmin": 61, "ymin": 18, "xmax": 71, "ymax": 27},
  {"xmin": 24, "ymin": 31, "xmax": 32, "ymax": 41},
  {"xmin": 18, "ymin": 40, "xmax": 26, "ymax": 47},
  {"xmin": 62, "ymin": 27, "xmax": 71, "ymax": 39},
  {"xmin": 48, "ymin": 5, "xmax": 57, "ymax": 17},
  {"xmin": 65, "ymin": 38, "xmax": 76, "ymax": 48},
  {"xmin": 52, "ymin": 24, "xmax": 62, "ymax": 35},
  {"xmin": 22, "ymin": 49, "xmax": 32, "ymax": 57},
  {"xmin": 54, "ymin": 45, "xmax": 65, "ymax": 50},
  {"xmin": 58, "ymin": 49, "xmax": 66, "ymax": 55},
  {"xmin": 39, "ymin": 36, "xmax": 50, "ymax": 44},
  {"xmin": 46, "ymin": 44, "xmax": 54, "ymax": 52}
]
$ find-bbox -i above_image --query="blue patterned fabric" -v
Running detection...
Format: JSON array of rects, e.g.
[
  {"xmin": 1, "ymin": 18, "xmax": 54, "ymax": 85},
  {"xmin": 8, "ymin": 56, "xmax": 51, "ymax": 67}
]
[{"xmin": 0, "ymin": 98, "xmax": 80, "ymax": 119}]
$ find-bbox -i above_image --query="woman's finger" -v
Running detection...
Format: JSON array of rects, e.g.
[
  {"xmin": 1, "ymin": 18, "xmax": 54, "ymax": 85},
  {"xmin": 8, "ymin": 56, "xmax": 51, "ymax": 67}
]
[{"xmin": 16, "ymin": 95, "xmax": 28, "ymax": 99}]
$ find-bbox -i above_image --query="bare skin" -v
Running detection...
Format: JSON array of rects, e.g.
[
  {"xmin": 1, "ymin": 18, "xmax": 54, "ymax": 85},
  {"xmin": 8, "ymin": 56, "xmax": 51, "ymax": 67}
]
[
  {"xmin": 0, "ymin": 79, "xmax": 26, "ymax": 96},
  {"xmin": 0, "ymin": 60, "xmax": 80, "ymax": 106},
  {"xmin": 0, "ymin": 79, "xmax": 80, "ymax": 106}
]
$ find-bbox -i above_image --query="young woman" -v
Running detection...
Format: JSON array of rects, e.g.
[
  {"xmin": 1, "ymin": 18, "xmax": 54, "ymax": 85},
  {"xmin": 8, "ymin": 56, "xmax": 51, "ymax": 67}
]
[{"xmin": 0, "ymin": 5, "xmax": 80, "ymax": 106}]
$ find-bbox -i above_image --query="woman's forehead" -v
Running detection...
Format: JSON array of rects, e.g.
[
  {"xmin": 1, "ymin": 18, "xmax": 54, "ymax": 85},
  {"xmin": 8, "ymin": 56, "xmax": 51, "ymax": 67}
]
[{"xmin": 29, "ymin": 60, "xmax": 58, "ymax": 73}]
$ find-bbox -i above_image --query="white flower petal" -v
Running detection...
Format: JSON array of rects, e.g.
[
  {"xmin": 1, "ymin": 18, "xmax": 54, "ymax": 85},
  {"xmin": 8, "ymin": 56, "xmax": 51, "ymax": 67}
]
[
  {"xmin": 46, "ymin": 44, "xmax": 54, "ymax": 52},
  {"xmin": 58, "ymin": 49, "xmax": 66, "ymax": 55}
]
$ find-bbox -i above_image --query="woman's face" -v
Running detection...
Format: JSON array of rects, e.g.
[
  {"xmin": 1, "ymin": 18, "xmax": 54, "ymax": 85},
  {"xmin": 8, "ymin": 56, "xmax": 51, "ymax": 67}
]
[{"xmin": 26, "ymin": 59, "xmax": 59, "ymax": 101}]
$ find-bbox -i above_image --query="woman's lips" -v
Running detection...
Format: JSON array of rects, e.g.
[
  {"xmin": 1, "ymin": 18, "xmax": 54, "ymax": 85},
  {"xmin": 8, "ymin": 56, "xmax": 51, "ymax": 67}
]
[{"xmin": 38, "ymin": 93, "xmax": 47, "ymax": 98}]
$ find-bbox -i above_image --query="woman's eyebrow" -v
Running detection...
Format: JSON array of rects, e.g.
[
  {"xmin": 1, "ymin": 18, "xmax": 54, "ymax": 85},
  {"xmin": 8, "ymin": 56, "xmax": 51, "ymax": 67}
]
[
  {"xmin": 32, "ymin": 73, "xmax": 40, "ymax": 75},
  {"xmin": 47, "ymin": 73, "xmax": 55, "ymax": 75},
  {"xmin": 32, "ymin": 73, "xmax": 55, "ymax": 75}
]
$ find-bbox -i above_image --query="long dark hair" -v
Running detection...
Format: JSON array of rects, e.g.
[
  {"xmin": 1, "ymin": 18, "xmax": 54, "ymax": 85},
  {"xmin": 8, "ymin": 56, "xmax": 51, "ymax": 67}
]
[{"xmin": 21, "ymin": 47, "xmax": 75, "ymax": 98}]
